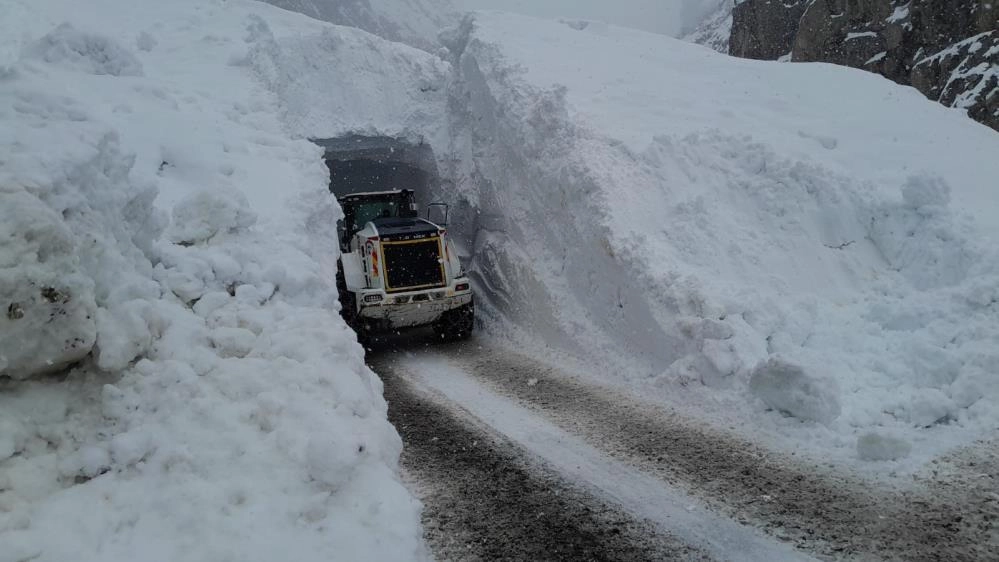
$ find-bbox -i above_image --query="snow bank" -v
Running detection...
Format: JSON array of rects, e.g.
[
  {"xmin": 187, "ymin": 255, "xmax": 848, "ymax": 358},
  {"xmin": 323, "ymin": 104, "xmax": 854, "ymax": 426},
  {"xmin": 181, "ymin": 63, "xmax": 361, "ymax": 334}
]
[
  {"xmin": 261, "ymin": 0, "xmax": 457, "ymax": 51},
  {"xmin": 443, "ymin": 12, "xmax": 999, "ymax": 468},
  {"xmin": 1, "ymin": 0, "xmax": 426, "ymax": 559},
  {"xmin": 244, "ymin": 14, "xmax": 449, "ymax": 141},
  {"xmin": 23, "ymin": 23, "xmax": 144, "ymax": 77}
]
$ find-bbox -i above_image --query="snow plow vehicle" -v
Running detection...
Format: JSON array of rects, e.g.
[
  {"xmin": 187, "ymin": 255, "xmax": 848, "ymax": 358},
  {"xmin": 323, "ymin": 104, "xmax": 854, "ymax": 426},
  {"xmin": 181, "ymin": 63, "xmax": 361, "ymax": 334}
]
[{"xmin": 334, "ymin": 188, "xmax": 474, "ymax": 341}]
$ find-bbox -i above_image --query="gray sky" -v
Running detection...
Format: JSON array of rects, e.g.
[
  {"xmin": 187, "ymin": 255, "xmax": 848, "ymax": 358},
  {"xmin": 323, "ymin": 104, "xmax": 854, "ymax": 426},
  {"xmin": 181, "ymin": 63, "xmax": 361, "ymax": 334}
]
[{"xmin": 453, "ymin": 0, "xmax": 723, "ymax": 37}]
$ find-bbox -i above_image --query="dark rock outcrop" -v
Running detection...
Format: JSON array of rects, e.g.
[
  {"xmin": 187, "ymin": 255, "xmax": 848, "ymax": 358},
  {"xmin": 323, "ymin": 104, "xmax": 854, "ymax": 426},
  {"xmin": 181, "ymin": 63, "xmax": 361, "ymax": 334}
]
[
  {"xmin": 730, "ymin": 0, "xmax": 809, "ymax": 60},
  {"xmin": 729, "ymin": 0, "xmax": 999, "ymax": 132}
]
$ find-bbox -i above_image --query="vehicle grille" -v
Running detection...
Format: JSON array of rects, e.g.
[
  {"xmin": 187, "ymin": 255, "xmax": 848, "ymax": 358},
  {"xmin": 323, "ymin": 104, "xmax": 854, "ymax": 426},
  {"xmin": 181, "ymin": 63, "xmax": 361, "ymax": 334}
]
[{"xmin": 382, "ymin": 238, "xmax": 445, "ymax": 292}]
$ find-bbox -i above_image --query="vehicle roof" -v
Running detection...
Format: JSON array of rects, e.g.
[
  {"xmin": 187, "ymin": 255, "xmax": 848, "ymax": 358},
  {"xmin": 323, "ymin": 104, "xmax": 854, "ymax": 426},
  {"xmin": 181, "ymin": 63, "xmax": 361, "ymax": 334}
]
[
  {"xmin": 370, "ymin": 217, "xmax": 440, "ymax": 238},
  {"xmin": 338, "ymin": 189, "xmax": 412, "ymax": 201}
]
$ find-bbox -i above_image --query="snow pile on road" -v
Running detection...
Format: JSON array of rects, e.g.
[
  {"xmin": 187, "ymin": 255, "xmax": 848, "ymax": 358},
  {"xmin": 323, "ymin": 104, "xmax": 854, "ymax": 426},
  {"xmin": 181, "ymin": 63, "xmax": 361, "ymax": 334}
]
[
  {"xmin": 1, "ymin": 0, "xmax": 426, "ymax": 559},
  {"xmin": 442, "ymin": 12, "xmax": 999, "ymax": 466}
]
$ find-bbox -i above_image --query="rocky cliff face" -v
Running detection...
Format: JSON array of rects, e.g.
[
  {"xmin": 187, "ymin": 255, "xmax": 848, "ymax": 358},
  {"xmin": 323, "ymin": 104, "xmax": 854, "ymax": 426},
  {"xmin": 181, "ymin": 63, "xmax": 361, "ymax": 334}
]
[
  {"xmin": 730, "ymin": 0, "xmax": 807, "ymax": 60},
  {"xmin": 729, "ymin": 0, "xmax": 999, "ymax": 132}
]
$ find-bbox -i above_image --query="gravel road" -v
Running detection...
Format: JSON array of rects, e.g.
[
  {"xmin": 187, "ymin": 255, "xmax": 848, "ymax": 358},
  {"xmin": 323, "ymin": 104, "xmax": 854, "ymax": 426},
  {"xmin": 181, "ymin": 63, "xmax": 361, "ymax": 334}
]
[
  {"xmin": 373, "ymin": 350, "xmax": 710, "ymax": 561},
  {"xmin": 369, "ymin": 336, "xmax": 998, "ymax": 561}
]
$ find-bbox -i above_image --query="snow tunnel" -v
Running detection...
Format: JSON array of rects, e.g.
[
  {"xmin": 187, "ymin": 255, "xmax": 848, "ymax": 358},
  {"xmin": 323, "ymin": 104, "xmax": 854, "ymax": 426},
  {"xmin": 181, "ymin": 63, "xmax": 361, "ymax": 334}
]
[{"xmin": 313, "ymin": 135, "xmax": 440, "ymax": 202}]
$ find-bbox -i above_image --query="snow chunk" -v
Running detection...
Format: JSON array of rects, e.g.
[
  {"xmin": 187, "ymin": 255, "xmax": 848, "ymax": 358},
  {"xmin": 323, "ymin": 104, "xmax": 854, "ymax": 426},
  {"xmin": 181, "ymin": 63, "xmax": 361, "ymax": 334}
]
[
  {"xmin": 109, "ymin": 428, "xmax": 156, "ymax": 466},
  {"xmin": 23, "ymin": 23, "xmax": 143, "ymax": 77},
  {"xmin": 749, "ymin": 357, "xmax": 841, "ymax": 424},
  {"xmin": 856, "ymin": 432, "xmax": 912, "ymax": 461},
  {"xmin": 901, "ymin": 173, "xmax": 951, "ymax": 210},
  {"xmin": 169, "ymin": 188, "xmax": 258, "ymax": 245},
  {"xmin": 94, "ymin": 300, "xmax": 153, "ymax": 371},
  {"xmin": 0, "ymin": 190, "xmax": 97, "ymax": 379},
  {"xmin": 903, "ymin": 388, "xmax": 956, "ymax": 427},
  {"xmin": 949, "ymin": 367, "xmax": 989, "ymax": 409},
  {"xmin": 867, "ymin": 174, "xmax": 976, "ymax": 290},
  {"xmin": 193, "ymin": 291, "xmax": 232, "ymax": 318},
  {"xmin": 58, "ymin": 444, "xmax": 111, "ymax": 479},
  {"xmin": 210, "ymin": 326, "xmax": 256, "ymax": 358}
]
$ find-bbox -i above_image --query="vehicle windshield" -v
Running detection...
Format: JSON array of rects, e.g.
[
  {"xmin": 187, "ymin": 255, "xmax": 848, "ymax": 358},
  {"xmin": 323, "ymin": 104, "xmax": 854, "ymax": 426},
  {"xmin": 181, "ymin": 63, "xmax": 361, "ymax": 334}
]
[{"xmin": 352, "ymin": 200, "xmax": 399, "ymax": 231}]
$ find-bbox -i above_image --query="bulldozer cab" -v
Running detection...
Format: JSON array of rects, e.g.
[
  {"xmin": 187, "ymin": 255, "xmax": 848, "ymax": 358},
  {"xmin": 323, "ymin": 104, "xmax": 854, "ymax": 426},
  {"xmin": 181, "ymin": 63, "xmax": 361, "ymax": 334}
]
[{"xmin": 337, "ymin": 189, "xmax": 418, "ymax": 251}]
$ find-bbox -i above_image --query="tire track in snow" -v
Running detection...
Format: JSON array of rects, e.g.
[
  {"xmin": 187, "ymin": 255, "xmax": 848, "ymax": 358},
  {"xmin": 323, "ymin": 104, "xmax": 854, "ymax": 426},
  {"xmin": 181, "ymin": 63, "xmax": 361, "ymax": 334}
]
[
  {"xmin": 435, "ymin": 343, "xmax": 995, "ymax": 562},
  {"xmin": 374, "ymin": 351, "xmax": 708, "ymax": 561}
]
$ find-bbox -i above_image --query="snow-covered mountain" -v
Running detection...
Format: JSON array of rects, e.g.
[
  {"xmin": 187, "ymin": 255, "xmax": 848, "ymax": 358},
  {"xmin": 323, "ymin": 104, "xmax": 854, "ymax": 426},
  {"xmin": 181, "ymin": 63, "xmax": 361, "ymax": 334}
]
[
  {"xmin": 729, "ymin": 0, "xmax": 999, "ymax": 132},
  {"xmin": 684, "ymin": 0, "xmax": 733, "ymax": 53}
]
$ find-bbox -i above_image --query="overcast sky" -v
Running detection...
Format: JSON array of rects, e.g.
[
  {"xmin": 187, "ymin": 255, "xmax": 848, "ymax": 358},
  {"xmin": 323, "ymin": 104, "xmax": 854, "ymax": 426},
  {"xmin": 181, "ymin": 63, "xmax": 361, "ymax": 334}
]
[{"xmin": 453, "ymin": 0, "xmax": 723, "ymax": 37}]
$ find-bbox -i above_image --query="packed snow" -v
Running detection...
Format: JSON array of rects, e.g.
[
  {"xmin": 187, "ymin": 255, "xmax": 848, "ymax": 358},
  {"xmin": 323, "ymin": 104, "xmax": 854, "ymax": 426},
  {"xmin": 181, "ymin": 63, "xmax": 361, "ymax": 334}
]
[
  {"xmin": 455, "ymin": 0, "xmax": 727, "ymax": 38},
  {"xmin": 0, "ymin": 0, "xmax": 431, "ymax": 559},
  {"xmin": 440, "ymin": 12, "xmax": 999, "ymax": 471},
  {"xmin": 260, "ymin": 0, "xmax": 458, "ymax": 52}
]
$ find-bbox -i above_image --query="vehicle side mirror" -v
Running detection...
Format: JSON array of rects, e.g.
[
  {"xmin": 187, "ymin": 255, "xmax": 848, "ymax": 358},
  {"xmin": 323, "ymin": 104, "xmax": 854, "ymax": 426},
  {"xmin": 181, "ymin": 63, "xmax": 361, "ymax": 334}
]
[{"xmin": 427, "ymin": 203, "xmax": 449, "ymax": 226}]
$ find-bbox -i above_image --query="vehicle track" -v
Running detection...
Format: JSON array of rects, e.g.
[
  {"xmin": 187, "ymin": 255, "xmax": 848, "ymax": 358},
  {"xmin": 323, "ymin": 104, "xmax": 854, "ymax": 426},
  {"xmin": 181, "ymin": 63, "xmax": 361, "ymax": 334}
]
[
  {"xmin": 440, "ymin": 343, "xmax": 998, "ymax": 562},
  {"xmin": 373, "ymin": 350, "xmax": 709, "ymax": 561}
]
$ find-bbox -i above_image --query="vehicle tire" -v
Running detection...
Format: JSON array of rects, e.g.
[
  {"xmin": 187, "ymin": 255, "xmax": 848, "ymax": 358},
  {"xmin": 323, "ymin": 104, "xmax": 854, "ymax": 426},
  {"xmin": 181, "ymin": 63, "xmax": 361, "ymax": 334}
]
[{"xmin": 434, "ymin": 300, "xmax": 474, "ymax": 341}]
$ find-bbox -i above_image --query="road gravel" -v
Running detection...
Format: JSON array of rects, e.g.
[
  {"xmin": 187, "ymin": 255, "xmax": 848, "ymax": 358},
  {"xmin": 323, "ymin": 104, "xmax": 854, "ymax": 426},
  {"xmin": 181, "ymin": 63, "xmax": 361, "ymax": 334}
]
[{"xmin": 369, "ymin": 335, "xmax": 998, "ymax": 561}]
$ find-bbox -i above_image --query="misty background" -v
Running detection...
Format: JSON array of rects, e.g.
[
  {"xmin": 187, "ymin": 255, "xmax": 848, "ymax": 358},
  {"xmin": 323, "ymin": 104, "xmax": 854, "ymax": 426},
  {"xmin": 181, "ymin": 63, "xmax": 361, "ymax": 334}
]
[{"xmin": 453, "ymin": 0, "xmax": 726, "ymax": 37}]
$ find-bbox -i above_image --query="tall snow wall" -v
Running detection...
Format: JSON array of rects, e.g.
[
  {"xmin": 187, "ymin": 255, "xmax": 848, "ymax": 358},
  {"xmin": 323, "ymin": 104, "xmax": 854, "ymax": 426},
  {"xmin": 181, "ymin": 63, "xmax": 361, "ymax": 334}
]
[
  {"xmin": 440, "ymin": 21, "xmax": 691, "ymax": 374},
  {"xmin": 439, "ymin": 12, "xmax": 999, "ymax": 462},
  {"xmin": 0, "ymin": 1, "xmax": 431, "ymax": 559}
]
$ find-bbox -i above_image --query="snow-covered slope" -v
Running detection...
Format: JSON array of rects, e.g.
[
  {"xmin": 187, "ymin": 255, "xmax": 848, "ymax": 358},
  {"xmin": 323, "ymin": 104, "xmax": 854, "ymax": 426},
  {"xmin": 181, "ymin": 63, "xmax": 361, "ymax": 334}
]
[
  {"xmin": 0, "ymin": 0, "xmax": 430, "ymax": 559},
  {"xmin": 247, "ymin": 15, "xmax": 449, "ymax": 142},
  {"xmin": 456, "ymin": 0, "xmax": 729, "ymax": 39},
  {"xmin": 684, "ymin": 0, "xmax": 732, "ymax": 53},
  {"xmin": 442, "ymin": 12, "xmax": 999, "ymax": 468},
  {"xmin": 262, "ymin": 0, "xmax": 457, "ymax": 51}
]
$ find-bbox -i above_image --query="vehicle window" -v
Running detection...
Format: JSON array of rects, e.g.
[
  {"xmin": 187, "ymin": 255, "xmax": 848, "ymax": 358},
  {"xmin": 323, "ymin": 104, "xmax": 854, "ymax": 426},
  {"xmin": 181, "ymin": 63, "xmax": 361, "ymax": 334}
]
[{"xmin": 353, "ymin": 201, "xmax": 398, "ymax": 231}]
